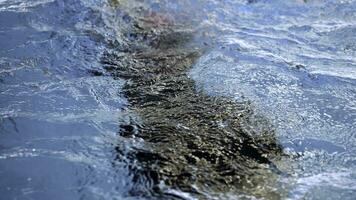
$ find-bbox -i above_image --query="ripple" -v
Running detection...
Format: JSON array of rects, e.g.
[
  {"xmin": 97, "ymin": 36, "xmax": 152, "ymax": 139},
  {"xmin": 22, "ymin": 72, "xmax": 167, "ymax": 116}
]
[{"xmin": 1, "ymin": 0, "xmax": 356, "ymax": 199}]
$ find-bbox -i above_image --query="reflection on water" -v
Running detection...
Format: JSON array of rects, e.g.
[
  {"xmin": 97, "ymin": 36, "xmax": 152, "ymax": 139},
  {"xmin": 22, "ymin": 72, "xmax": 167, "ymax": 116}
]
[{"xmin": 0, "ymin": 0, "xmax": 355, "ymax": 199}]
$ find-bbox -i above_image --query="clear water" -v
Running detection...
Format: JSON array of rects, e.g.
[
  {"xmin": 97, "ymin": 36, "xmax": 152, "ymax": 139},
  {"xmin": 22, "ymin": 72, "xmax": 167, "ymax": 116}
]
[
  {"xmin": 0, "ymin": 0, "xmax": 355, "ymax": 199},
  {"xmin": 190, "ymin": 0, "xmax": 356, "ymax": 199},
  {"xmin": 0, "ymin": 1, "xmax": 131, "ymax": 199}
]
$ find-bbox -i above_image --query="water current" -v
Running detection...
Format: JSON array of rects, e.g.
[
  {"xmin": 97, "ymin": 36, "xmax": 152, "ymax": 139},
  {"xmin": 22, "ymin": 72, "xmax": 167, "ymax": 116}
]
[{"xmin": 0, "ymin": 0, "xmax": 355, "ymax": 199}]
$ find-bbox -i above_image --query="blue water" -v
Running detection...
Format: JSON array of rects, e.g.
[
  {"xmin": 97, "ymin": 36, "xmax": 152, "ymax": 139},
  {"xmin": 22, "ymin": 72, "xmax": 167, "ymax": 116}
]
[
  {"xmin": 0, "ymin": 0, "xmax": 355, "ymax": 199},
  {"xmin": 190, "ymin": 0, "xmax": 356, "ymax": 198},
  {"xmin": 0, "ymin": 1, "xmax": 131, "ymax": 199}
]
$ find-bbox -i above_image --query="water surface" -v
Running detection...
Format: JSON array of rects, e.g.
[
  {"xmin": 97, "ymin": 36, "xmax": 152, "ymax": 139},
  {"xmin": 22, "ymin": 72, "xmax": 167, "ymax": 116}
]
[{"xmin": 0, "ymin": 0, "xmax": 355, "ymax": 199}]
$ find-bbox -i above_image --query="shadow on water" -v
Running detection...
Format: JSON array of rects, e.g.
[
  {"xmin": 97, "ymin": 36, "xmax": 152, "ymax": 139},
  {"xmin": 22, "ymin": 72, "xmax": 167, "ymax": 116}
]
[{"xmin": 100, "ymin": 1, "xmax": 287, "ymax": 199}]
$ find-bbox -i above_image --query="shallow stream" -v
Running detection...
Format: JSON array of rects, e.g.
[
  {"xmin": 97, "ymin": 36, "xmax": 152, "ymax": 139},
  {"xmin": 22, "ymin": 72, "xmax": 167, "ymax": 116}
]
[{"xmin": 0, "ymin": 0, "xmax": 355, "ymax": 199}]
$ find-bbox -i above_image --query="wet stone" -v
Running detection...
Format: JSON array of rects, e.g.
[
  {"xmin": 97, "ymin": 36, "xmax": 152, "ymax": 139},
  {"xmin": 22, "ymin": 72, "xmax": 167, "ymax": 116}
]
[{"xmin": 101, "ymin": 8, "xmax": 285, "ymax": 199}]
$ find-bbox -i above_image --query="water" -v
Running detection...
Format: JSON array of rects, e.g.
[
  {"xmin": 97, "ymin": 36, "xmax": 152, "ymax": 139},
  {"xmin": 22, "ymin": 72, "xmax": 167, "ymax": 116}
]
[
  {"xmin": 190, "ymin": 0, "xmax": 356, "ymax": 199},
  {"xmin": 0, "ymin": 0, "xmax": 131, "ymax": 199},
  {"xmin": 0, "ymin": 0, "xmax": 355, "ymax": 199}
]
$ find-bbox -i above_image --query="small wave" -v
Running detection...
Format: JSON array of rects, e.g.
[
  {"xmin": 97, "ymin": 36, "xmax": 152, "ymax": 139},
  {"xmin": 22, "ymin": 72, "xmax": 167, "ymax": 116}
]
[
  {"xmin": 0, "ymin": 0, "xmax": 55, "ymax": 12},
  {"xmin": 288, "ymin": 170, "xmax": 356, "ymax": 199}
]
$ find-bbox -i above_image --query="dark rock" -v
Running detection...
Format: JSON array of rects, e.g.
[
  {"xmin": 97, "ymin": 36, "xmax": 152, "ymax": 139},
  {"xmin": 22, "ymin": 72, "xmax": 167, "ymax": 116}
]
[{"xmin": 103, "ymin": 5, "xmax": 286, "ymax": 199}]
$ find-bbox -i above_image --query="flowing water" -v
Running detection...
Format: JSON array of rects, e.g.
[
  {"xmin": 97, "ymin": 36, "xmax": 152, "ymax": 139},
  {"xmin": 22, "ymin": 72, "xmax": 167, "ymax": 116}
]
[{"xmin": 0, "ymin": 0, "xmax": 355, "ymax": 199}]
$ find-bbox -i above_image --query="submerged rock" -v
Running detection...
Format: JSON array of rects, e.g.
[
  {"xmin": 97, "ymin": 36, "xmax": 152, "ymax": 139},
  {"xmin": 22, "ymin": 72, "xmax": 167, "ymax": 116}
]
[{"xmin": 101, "ymin": 3, "xmax": 285, "ymax": 199}]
